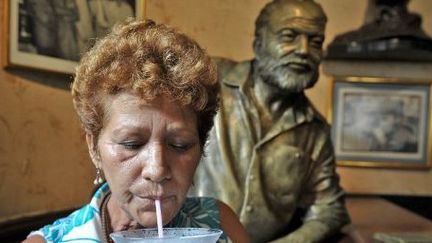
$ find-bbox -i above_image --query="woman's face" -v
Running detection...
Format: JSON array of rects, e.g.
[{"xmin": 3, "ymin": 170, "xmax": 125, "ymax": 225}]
[{"xmin": 92, "ymin": 92, "xmax": 201, "ymax": 227}]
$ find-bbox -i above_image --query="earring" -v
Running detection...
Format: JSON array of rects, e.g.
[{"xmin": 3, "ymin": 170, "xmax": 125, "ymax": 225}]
[{"xmin": 93, "ymin": 168, "xmax": 104, "ymax": 185}]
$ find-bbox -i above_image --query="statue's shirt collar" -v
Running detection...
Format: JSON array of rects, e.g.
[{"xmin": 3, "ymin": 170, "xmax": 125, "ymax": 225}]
[{"xmin": 221, "ymin": 60, "xmax": 326, "ymax": 136}]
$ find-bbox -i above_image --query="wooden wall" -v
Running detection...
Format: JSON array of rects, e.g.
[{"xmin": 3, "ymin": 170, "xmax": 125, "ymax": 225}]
[{"xmin": 0, "ymin": 1, "xmax": 94, "ymax": 223}]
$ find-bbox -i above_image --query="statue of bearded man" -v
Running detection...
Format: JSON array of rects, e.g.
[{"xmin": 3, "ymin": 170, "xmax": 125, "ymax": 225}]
[{"xmin": 193, "ymin": 0, "xmax": 351, "ymax": 242}]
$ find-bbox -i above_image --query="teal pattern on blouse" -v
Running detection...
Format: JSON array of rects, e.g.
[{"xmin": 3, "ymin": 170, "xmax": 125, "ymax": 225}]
[{"xmin": 30, "ymin": 183, "xmax": 228, "ymax": 243}]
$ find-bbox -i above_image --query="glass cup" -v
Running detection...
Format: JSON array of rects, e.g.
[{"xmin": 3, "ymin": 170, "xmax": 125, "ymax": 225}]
[{"xmin": 110, "ymin": 228, "xmax": 223, "ymax": 243}]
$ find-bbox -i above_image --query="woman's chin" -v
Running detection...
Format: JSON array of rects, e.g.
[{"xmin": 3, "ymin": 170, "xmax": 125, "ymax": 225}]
[{"xmin": 134, "ymin": 210, "xmax": 176, "ymax": 228}]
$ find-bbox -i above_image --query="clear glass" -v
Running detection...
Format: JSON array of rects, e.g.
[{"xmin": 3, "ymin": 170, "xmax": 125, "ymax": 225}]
[{"xmin": 110, "ymin": 228, "xmax": 223, "ymax": 243}]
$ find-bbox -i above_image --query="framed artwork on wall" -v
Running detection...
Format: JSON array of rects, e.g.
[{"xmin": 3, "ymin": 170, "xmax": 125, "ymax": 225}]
[
  {"xmin": 3, "ymin": 0, "xmax": 145, "ymax": 74},
  {"xmin": 330, "ymin": 77, "xmax": 432, "ymax": 169}
]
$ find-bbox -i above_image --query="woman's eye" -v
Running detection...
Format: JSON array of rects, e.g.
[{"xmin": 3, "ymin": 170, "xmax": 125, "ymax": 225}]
[
  {"xmin": 169, "ymin": 143, "xmax": 190, "ymax": 152},
  {"xmin": 119, "ymin": 142, "xmax": 142, "ymax": 150}
]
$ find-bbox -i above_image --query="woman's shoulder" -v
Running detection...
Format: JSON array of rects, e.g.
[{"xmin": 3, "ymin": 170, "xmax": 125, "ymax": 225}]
[
  {"xmin": 183, "ymin": 197, "xmax": 219, "ymax": 210},
  {"xmin": 26, "ymin": 184, "xmax": 109, "ymax": 242},
  {"xmin": 183, "ymin": 197, "xmax": 223, "ymax": 223},
  {"xmin": 177, "ymin": 198, "xmax": 250, "ymax": 243},
  {"xmin": 27, "ymin": 204, "xmax": 101, "ymax": 242},
  {"xmin": 169, "ymin": 197, "xmax": 229, "ymax": 242},
  {"xmin": 171, "ymin": 197, "xmax": 220, "ymax": 225}
]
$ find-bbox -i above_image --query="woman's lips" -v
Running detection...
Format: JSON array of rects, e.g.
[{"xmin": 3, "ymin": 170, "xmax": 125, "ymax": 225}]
[{"xmin": 134, "ymin": 194, "xmax": 175, "ymax": 209}]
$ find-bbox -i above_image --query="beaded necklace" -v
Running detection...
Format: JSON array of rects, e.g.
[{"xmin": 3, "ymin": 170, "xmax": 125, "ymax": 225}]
[{"xmin": 100, "ymin": 192, "xmax": 114, "ymax": 243}]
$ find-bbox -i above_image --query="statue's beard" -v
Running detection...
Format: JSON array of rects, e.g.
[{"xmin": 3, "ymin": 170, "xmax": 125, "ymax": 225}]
[{"xmin": 254, "ymin": 54, "xmax": 319, "ymax": 93}]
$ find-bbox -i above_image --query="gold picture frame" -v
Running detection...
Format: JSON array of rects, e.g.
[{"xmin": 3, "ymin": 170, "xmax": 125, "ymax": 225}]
[
  {"xmin": 3, "ymin": 0, "xmax": 145, "ymax": 74},
  {"xmin": 329, "ymin": 76, "xmax": 432, "ymax": 169}
]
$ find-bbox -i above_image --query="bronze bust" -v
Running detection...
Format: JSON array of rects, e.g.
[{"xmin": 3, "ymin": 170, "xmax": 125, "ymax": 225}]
[
  {"xmin": 193, "ymin": 0, "xmax": 350, "ymax": 242},
  {"xmin": 326, "ymin": 0, "xmax": 432, "ymax": 61}
]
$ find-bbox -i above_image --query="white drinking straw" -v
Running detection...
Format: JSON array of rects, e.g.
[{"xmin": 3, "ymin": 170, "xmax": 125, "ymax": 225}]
[{"xmin": 155, "ymin": 199, "xmax": 164, "ymax": 238}]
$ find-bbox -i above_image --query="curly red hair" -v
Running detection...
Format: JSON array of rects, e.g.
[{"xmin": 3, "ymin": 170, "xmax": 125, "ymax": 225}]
[{"xmin": 72, "ymin": 19, "xmax": 219, "ymax": 147}]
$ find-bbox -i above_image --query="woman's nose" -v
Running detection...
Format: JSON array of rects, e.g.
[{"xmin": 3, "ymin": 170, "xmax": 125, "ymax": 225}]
[{"xmin": 141, "ymin": 143, "xmax": 172, "ymax": 183}]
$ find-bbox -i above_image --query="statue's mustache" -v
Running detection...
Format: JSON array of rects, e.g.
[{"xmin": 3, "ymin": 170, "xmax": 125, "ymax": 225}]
[
  {"xmin": 262, "ymin": 56, "xmax": 317, "ymax": 70},
  {"xmin": 279, "ymin": 57, "xmax": 314, "ymax": 66}
]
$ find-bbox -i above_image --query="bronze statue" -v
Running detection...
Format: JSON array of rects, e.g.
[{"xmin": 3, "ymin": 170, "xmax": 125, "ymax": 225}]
[{"xmin": 193, "ymin": 0, "xmax": 350, "ymax": 242}]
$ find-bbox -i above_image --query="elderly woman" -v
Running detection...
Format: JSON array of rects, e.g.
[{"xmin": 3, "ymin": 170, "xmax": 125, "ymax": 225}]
[{"xmin": 24, "ymin": 19, "xmax": 249, "ymax": 243}]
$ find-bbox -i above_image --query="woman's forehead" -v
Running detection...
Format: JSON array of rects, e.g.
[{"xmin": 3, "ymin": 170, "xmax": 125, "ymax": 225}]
[{"xmin": 102, "ymin": 93, "xmax": 196, "ymax": 127}]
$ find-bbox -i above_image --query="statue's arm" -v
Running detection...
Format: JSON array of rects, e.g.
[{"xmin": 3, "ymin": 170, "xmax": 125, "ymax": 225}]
[{"xmin": 272, "ymin": 132, "xmax": 350, "ymax": 243}]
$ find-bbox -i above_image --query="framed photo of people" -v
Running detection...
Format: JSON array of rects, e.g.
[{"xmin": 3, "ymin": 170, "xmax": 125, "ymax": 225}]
[
  {"xmin": 329, "ymin": 77, "xmax": 432, "ymax": 168},
  {"xmin": 4, "ymin": 0, "xmax": 145, "ymax": 73}
]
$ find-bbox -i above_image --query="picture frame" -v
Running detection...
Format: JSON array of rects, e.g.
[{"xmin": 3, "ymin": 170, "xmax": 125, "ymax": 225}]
[
  {"xmin": 3, "ymin": 0, "xmax": 145, "ymax": 74},
  {"xmin": 329, "ymin": 77, "xmax": 432, "ymax": 169}
]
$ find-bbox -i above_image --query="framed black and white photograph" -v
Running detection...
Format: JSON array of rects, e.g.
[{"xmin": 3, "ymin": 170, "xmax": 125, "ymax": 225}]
[
  {"xmin": 5, "ymin": 0, "xmax": 144, "ymax": 73},
  {"xmin": 330, "ymin": 77, "xmax": 432, "ymax": 168}
]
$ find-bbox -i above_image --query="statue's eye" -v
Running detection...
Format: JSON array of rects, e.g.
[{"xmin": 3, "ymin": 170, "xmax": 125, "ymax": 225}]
[
  {"xmin": 279, "ymin": 34, "xmax": 296, "ymax": 42},
  {"xmin": 277, "ymin": 30, "xmax": 297, "ymax": 43},
  {"xmin": 310, "ymin": 36, "xmax": 324, "ymax": 48}
]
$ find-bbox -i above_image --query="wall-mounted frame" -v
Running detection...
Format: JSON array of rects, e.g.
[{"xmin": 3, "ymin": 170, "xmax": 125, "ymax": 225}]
[
  {"xmin": 3, "ymin": 0, "xmax": 145, "ymax": 74},
  {"xmin": 329, "ymin": 77, "xmax": 432, "ymax": 169}
]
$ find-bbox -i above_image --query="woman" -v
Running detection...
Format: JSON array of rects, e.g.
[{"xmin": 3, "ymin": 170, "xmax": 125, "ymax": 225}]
[{"xmin": 24, "ymin": 19, "xmax": 249, "ymax": 243}]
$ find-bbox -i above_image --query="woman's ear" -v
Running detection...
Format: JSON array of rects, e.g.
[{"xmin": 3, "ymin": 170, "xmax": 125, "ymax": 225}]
[{"xmin": 86, "ymin": 133, "xmax": 101, "ymax": 168}]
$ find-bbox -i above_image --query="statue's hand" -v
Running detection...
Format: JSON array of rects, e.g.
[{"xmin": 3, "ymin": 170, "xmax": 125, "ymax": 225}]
[
  {"xmin": 269, "ymin": 232, "xmax": 315, "ymax": 243},
  {"xmin": 269, "ymin": 221, "xmax": 328, "ymax": 243}
]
